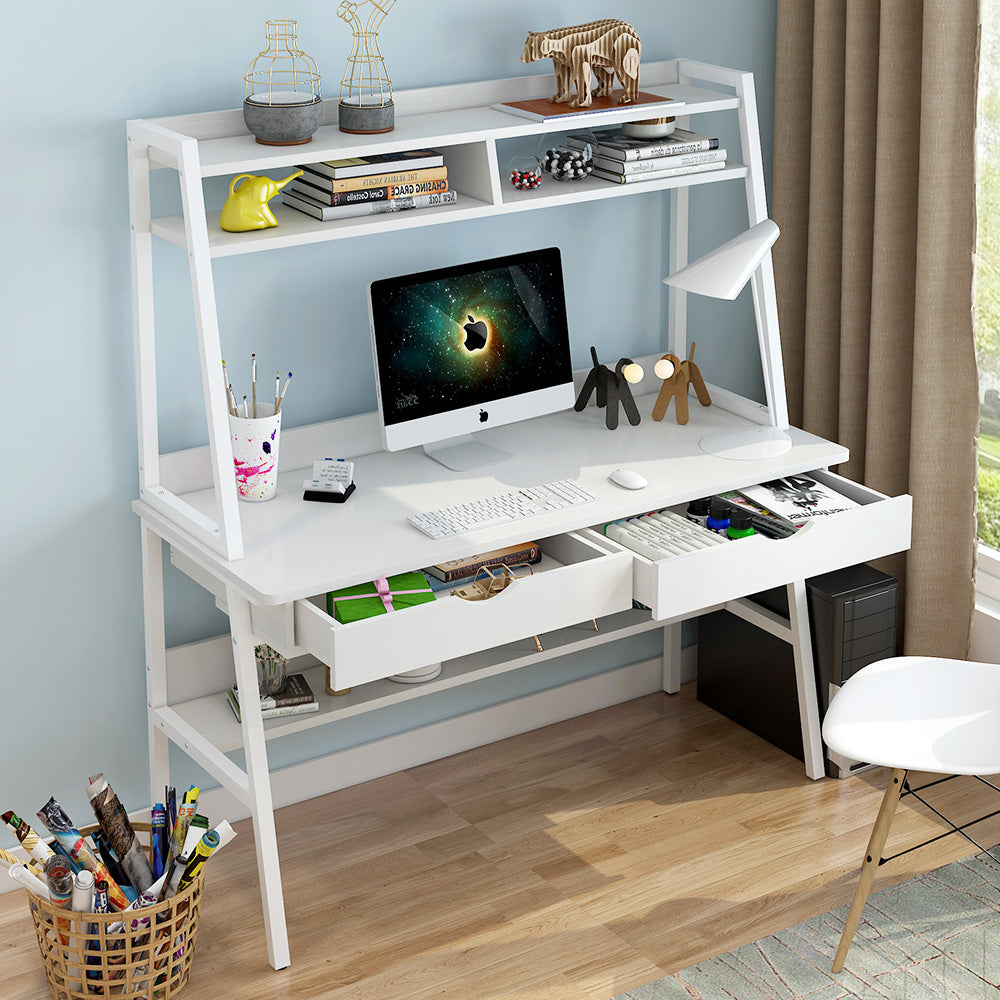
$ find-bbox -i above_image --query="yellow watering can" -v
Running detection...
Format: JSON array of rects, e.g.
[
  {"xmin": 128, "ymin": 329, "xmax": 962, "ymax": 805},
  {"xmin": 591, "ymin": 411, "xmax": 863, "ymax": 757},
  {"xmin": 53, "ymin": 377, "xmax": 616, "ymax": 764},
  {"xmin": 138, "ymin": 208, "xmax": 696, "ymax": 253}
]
[{"xmin": 220, "ymin": 170, "xmax": 303, "ymax": 232}]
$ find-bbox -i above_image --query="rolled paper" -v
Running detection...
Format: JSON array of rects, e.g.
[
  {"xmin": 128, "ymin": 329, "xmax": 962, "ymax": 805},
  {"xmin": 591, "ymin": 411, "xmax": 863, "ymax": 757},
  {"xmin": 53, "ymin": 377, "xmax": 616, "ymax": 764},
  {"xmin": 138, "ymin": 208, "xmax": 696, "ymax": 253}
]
[
  {"xmin": 151, "ymin": 804, "xmax": 166, "ymax": 879},
  {"xmin": 44, "ymin": 855, "xmax": 74, "ymax": 945},
  {"xmin": 179, "ymin": 815, "xmax": 208, "ymax": 861},
  {"xmin": 168, "ymin": 786, "xmax": 199, "ymax": 864},
  {"xmin": 107, "ymin": 872, "xmax": 168, "ymax": 934},
  {"xmin": 0, "ymin": 845, "xmax": 45, "ymax": 878},
  {"xmin": 2, "ymin": 809, "xmax": 56, "ymax": 865},
  {"xmin": 88, "ymin": 774, "xmax": 154, "ymax": 894},
  {"xmin": 177, "ymin": 829, "xmax": 219, "ymax": 893},
  {"xmin": 91, "ymin": 830, "xmax": 136, "ymax": 902},
  {"xmin": 210, "ymin": 819, "xmax": 237, "ymax": 852},
  {"xmin": 36, "ymin": 796, "xmax": 129, "ymax": 911},
  {"xmin": 7, "ymin": 861, "xmax": 51, "ymax": 898}
]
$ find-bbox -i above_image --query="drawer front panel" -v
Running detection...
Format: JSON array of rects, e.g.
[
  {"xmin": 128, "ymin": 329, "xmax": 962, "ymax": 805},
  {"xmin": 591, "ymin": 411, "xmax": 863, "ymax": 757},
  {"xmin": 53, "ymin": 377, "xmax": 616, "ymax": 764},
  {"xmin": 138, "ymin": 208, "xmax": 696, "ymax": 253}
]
[
  {"xmin": 597, "ymin": 473, "xmax": 911, "ymax": 621},
  {"xmin": 293, "ymin": 532, "xmax": 633, "ymax": 689}
]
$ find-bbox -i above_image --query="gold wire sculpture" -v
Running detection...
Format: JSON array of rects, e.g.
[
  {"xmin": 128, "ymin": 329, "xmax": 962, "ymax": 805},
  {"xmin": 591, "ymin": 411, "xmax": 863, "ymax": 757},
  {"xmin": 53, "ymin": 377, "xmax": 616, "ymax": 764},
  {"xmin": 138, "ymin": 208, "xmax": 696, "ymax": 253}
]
[
  {"xmin": 244, "ymin": 20, "xmax": 321, "ymax": 105},
  {"xmin": 243, "ymin": 20, "xmax": 323, "ymax": 145},
  {"xmin": 337, "ymin": 0, "xmax": 396, "ymax": 134}
]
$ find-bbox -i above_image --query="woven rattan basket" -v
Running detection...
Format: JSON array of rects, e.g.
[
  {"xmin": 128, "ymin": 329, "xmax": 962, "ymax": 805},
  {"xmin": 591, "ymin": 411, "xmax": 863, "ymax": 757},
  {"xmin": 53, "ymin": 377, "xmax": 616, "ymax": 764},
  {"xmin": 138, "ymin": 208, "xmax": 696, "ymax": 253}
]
[{"xmin": 25, "ymin": 821, "xmax": 205, "ymax": 1000}]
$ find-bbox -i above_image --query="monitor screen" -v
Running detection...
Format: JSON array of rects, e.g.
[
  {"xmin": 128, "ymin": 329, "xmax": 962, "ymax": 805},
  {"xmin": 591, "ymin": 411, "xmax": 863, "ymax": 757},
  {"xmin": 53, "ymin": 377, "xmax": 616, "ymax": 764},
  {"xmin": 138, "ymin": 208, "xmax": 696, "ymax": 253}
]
[{"xmin": 368, "ymin": 247, "xmax": 574, "ymax": 467}]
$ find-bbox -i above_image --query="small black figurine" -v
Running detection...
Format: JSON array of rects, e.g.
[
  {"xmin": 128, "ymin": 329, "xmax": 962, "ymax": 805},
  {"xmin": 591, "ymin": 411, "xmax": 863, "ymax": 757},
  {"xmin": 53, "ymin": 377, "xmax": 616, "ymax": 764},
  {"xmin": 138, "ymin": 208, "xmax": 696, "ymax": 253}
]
[{"xmin": 575, "ymin": 346, "xmax": 644, "ymax": 430}]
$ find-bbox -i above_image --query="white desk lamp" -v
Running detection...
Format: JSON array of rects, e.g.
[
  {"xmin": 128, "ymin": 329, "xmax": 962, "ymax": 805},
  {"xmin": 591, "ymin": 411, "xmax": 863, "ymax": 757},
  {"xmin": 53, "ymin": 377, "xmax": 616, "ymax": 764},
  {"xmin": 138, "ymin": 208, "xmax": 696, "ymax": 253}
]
[{"xmin": 662, "ymin": 219, "xmax": 792, "ymax": 460}]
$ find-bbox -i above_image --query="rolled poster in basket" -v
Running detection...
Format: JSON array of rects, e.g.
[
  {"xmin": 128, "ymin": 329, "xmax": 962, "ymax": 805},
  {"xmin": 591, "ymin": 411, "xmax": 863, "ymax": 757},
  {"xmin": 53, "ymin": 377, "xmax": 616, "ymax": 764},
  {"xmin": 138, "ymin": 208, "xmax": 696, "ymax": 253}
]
[{"xmin": 88, "ymin": 773, "xmax": 155, "ymax": 894}]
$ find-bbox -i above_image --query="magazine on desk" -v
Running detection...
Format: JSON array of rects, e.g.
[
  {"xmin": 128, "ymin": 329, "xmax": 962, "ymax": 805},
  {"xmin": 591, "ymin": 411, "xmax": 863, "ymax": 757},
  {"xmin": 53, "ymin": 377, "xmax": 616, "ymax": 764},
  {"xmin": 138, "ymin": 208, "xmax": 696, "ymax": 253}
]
[{"xmin": 740, "ymin": 475, "xmax": 861, "ymax": 523}]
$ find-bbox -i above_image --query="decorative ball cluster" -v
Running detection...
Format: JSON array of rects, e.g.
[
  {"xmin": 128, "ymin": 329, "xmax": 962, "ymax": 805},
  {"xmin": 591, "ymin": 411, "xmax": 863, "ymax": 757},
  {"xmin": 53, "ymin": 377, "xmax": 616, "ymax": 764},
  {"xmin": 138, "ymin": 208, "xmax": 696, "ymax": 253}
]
[
  {"xmin": 541, "ymin": 146, "xmax": 594, "ymax": 181},
  {"xmin": 509, "ymin": 166, "xmax": 542, "ymax": 189}
]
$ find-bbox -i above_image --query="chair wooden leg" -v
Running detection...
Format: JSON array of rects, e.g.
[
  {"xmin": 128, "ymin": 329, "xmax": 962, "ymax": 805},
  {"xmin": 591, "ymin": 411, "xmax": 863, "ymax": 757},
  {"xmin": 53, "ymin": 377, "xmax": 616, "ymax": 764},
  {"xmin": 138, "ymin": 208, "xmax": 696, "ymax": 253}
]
[{"xmin": 832, "ymin": 767, "xmax": 907, "ymax": 972}]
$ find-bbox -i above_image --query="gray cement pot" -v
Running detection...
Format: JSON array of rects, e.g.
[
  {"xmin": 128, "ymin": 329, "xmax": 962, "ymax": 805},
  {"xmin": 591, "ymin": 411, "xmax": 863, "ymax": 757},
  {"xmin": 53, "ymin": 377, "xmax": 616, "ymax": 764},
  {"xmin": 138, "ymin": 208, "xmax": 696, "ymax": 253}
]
[
  {"xmin": 243, "ymin": 96, "xmax": 324, "ymax": 145},
  {"xmin": 338, "ymin": 100, "xmax": 394, "ymax": 134}
]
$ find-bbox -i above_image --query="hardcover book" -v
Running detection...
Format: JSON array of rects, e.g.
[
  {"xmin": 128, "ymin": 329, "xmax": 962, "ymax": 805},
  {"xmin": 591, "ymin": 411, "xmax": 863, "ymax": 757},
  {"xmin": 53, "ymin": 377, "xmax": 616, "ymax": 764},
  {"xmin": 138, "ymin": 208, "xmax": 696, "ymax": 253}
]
[
  {"xmin": 227, "ymin": 673, "xmax": 319, "ymax": 723},
  {"xmin": 567, "ymin": 127, "xmax": 720, "ymax": 160},
  {"xmin": 304, "ymin": 149, "xmax": 444, "ymax": 179},
  {"xmin": 282, "ymin": 189, "xmax": 457, "ymax": 222},
  {"xmin": 740, "ymin": 475, "xmax": 861, "ymax": 523},
  {"xmin": 493, "ymin": 91, "xmax": 682, "ymax": 123},
  {"xmin": 592, "ymin": 160, "xmax": 726, "ymax": 184},
  {"xmin": 592, "ymin": 148, "xmax": 726, "ymax": 174},
  {"xmin": 296, "ymin": 164, "xmax": 448, "ymax": 194},
  {"xmin": 424, "ymin": 541, "xmax": 542, "ymax": 582},
  {"xmin": 290, "ymin": 176, "xmax": 449, "ymax": 206}
]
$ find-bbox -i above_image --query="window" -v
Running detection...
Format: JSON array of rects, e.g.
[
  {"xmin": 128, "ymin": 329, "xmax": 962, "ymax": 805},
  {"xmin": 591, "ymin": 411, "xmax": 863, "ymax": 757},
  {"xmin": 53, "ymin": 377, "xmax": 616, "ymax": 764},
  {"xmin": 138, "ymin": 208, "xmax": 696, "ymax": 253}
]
[{"xmin": 977, "ymin": 0, "xmax": 1000, "ymax": 553}]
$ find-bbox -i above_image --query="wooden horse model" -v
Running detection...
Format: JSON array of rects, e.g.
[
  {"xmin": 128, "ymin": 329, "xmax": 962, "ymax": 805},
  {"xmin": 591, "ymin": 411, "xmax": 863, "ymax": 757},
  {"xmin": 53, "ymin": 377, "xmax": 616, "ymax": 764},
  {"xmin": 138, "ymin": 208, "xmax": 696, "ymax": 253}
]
[
  {"xmin": 651, "ymin": 343, "xmax": 711, "ymax": 425},
  {"xmin": 521, "ymin": 19, "xmax": 641, "ymax": 108}
]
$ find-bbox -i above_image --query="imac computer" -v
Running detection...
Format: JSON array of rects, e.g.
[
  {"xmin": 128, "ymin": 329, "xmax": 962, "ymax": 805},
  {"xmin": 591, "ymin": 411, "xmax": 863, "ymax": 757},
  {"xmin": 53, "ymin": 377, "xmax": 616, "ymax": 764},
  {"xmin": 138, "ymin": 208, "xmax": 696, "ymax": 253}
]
[{"xmin": 368, "ymin": 246, "xmax": 575, "ymax": 471}]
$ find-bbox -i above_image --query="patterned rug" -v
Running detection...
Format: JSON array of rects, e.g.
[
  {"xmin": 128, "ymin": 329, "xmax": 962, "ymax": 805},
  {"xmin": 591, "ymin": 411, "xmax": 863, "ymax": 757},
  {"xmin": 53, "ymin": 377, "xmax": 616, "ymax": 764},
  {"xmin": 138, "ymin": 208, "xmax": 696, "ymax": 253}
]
[{"xmin": 615, "ymin": 847, "xmax": 999, "ymax": 1000}]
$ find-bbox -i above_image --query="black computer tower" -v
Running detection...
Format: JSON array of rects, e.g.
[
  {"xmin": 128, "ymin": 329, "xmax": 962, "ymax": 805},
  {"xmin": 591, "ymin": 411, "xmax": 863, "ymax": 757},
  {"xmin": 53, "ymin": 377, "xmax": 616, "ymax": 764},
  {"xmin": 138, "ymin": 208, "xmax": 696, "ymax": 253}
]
[{"xmin": 697, "ymin": 564, "xmax": 897, "ymax": 777}]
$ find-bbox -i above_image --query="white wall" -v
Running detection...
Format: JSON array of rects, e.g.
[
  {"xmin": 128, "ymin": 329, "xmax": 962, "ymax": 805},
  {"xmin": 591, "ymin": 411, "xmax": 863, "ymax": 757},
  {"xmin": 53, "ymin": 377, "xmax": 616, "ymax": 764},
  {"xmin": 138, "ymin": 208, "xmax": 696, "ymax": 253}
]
[{"xmin": 1, "ymin": 1, "xmax": 777, "ymax": 847}]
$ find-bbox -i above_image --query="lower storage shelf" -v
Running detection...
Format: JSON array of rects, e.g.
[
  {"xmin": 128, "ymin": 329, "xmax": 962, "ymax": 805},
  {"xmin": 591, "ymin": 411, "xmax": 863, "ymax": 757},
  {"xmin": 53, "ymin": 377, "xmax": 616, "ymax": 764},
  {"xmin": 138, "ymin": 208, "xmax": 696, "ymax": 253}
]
[{"xmin": 158, "ymin": 606, "xmax": 662, "ymax": 753}]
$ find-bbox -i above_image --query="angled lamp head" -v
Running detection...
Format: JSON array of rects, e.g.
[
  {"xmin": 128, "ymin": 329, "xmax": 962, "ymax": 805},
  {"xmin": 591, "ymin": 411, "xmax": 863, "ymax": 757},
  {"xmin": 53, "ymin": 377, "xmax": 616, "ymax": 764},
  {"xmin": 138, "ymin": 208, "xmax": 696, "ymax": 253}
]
[
  {"xmin": 662, "ymin": 219, "xmax": 791, "ymax": 460},
  {"xmin": 662, "ymin": 219, "xmax": 779, "ymax": 299}
]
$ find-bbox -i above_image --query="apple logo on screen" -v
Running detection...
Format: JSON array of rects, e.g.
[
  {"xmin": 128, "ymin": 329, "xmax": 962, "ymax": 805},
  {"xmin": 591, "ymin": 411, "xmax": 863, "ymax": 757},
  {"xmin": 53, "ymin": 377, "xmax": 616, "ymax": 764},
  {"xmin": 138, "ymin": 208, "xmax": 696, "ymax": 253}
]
[
  {"xmin": 479, "ymin": 409, "xmax": 489, "ymax": 423},
  {"xmin": 463, "ymin": 314, "xmax": 488, "ymax": 351}
]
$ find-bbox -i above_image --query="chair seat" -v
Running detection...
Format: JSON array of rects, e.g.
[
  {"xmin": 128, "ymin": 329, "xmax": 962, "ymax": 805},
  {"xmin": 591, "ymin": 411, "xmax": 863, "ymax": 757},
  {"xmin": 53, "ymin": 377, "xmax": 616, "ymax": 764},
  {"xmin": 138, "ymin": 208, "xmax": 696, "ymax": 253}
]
[{"xmin": 823, "ymin": 656, "xmax": 1000, "ymax": 775}]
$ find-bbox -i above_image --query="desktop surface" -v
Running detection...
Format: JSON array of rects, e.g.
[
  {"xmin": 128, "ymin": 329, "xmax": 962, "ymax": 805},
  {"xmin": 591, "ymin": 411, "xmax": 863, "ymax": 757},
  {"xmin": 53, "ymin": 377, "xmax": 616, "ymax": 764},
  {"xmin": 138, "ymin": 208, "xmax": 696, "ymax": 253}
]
[{"xmin": 134, "ymin": 396, "xmax": 849, "ymax": 606}]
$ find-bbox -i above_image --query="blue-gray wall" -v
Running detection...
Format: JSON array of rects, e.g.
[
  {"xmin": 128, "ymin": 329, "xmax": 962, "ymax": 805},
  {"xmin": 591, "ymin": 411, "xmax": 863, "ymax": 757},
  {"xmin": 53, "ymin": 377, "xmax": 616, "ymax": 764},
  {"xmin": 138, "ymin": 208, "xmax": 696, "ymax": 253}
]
[{"xmin": 2, "ymin": 1, "xmax": 776, "ymax": 847}]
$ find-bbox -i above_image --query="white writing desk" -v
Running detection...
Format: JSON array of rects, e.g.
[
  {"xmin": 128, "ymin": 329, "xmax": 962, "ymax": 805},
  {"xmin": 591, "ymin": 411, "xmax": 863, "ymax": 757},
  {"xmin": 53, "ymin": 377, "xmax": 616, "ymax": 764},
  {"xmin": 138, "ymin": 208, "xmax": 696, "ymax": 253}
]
[{"xmin": 133, "ymin": 390, "xmax": 912, "ymax": 970}]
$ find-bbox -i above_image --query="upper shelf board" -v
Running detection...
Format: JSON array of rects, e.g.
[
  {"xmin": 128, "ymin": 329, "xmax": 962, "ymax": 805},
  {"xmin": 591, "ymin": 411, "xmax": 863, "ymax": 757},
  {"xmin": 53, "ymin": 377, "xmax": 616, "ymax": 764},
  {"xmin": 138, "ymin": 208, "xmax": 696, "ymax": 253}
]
[{"xmin": 134, "ymin": 82, "xmax": 740, "ymax": 178}]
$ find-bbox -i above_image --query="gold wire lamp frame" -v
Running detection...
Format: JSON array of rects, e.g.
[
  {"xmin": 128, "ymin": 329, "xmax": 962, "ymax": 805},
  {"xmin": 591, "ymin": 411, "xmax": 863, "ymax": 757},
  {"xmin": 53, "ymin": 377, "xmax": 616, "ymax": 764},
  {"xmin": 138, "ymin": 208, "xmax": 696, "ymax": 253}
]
[
  {"xmin": 243, "ymin": 19, "xmax": 323, "ymax": 146},
  {"xmin": 338, "ymin": 0, "xmax": 396, "ymax": 134}
]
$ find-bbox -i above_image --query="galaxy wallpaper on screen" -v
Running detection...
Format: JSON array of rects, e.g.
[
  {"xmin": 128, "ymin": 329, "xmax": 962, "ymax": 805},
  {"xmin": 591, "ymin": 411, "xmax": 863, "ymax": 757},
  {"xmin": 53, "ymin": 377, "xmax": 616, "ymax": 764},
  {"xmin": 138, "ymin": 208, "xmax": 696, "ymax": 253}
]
[{"xmin": 371, "ymin": 250, "xmax": 571, "ymax": 425}]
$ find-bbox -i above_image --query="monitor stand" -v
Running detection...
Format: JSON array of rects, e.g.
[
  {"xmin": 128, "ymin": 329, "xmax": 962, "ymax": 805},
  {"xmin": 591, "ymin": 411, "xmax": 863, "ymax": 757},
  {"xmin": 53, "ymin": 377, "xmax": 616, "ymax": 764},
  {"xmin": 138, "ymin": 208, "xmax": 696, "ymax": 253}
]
[{"xmin": 423, "ymin": 434, "xmax": 512, "ymax": 472}]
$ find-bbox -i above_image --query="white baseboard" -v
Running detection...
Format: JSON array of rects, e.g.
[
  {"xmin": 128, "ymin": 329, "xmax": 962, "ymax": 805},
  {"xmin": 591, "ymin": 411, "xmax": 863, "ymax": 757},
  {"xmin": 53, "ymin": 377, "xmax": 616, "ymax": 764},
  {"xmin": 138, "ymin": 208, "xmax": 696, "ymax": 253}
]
[{"xmin": 0, "ymin": 648, "xmax": 697, "ymax": 896}]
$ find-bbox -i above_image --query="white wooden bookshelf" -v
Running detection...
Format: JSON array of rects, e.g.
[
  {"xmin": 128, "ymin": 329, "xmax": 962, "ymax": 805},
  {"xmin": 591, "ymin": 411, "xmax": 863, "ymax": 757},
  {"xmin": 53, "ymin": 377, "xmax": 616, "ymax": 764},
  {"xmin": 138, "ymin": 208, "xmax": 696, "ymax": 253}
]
[{"xmin": 128, "ymin": 58, "xmax": 912, "ymax": 971}]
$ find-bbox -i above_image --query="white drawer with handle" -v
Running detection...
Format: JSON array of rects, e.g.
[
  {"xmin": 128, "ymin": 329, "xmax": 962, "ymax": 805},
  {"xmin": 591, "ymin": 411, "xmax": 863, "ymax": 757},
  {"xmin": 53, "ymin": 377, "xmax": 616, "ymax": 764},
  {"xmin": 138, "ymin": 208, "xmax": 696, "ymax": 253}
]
[
  {"xmin": 293, "ymin": 531, "xmax": 633, "ymax": 690},
  {"xmin": 584, "ymin": 470, "xmax": 911, "ymax": 621}
]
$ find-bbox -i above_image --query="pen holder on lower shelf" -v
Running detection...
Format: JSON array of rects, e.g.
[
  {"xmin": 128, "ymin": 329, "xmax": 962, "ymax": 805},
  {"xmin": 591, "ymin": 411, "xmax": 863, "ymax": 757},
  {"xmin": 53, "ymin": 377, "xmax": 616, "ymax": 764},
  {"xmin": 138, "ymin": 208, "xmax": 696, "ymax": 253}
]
[
  {"xmin": 25, "ymin": 822, "xmax": 205, "ymax": 1000},
  {"xmin": 228, "ymin": 403, "xmax": 281, "ymax": 502}
]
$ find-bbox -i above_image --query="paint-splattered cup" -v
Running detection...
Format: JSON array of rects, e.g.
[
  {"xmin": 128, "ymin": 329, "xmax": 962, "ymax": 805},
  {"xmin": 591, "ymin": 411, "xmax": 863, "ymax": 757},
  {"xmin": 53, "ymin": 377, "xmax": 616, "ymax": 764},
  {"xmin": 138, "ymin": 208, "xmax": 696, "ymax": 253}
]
[{"xmin": 228, "ymin": 402, "xmax": 281, "ymax": 501}]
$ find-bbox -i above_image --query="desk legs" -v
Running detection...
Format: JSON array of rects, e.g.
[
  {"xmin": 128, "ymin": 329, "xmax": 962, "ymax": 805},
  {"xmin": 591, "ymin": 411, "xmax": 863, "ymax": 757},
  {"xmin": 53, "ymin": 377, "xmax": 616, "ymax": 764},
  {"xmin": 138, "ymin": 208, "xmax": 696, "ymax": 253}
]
[
  {"xmin": 226, "ymin": 590, "xmax": 291, "ymax": 970},
  {"xmin": 140, "ymin": 526, "xmax": 171, "ymax": 808},
  {"xmin": 786, "ymin": 580, "xmax": 826, "ymax": 780},
  {"xmin": 662, "ymin": 622, "xmax": 682, "ymax": 694}
]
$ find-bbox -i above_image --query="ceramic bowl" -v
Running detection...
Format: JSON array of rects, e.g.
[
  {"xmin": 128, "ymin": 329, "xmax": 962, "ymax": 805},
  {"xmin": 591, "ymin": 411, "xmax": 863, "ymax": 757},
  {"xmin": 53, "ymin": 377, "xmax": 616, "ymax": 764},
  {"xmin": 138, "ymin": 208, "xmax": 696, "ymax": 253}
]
[
  {"xmin": 621, "ymin": 117, "xmax": 677, "ymax": 139},
  {"xmin": 243, "ymin": 95, "xmax": 323, "ymax": 145}
]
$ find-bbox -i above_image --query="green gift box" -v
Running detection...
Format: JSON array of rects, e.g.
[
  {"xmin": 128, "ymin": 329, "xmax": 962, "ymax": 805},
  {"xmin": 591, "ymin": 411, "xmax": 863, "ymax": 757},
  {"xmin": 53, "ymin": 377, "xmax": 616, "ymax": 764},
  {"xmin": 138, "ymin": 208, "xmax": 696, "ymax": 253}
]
[{"xmin": 327, "ymin": 571, "xmax": 436, "ymax": 624}]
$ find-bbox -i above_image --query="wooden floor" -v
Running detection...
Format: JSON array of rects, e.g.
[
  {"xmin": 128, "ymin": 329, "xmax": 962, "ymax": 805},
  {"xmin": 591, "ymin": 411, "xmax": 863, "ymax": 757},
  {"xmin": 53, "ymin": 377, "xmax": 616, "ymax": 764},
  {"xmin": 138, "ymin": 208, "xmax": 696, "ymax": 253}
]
[{"xmin": 4, "ymin": 685, "xmax": 999, "ymax": 1000}]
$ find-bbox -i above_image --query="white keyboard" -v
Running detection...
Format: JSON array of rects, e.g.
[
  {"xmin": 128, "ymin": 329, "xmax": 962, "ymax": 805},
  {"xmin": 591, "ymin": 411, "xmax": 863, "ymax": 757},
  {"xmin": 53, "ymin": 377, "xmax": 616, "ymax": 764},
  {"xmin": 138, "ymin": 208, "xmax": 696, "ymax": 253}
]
[{"xmin": 408, "ymin": 479, "xmax": 598, "ymax": 538}]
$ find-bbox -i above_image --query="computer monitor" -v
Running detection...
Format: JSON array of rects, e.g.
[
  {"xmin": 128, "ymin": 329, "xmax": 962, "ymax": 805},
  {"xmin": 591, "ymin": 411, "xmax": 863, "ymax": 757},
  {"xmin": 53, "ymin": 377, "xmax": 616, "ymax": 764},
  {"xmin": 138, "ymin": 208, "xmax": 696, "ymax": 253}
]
[{"xmin": 368, "ymin": 246, "xmax": 575, "ymax": 470}]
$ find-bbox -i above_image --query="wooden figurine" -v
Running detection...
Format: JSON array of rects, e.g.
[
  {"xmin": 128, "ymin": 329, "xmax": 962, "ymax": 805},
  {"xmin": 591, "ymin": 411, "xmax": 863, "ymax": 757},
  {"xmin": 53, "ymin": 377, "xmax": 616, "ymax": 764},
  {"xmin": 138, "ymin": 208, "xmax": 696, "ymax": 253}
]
[
  {"xmin": 521, "ymin": 19, "xmax": 641, "ymax": 108},
  {"xmin": 651, "ymin": 343, "xmax": 712, "ymax": 425},
  {"xmin": 575, "ymin": 347, "xmax": 644, "ymax": 430}
]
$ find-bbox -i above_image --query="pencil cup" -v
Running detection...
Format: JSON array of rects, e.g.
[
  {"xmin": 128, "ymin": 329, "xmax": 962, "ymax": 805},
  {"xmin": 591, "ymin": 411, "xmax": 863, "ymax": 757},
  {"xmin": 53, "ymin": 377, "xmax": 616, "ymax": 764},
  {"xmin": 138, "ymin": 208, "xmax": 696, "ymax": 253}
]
[
  {"xmin": 255, "ymin": 643, "xmax": 288, "ymax": 697},
  {"xmin": 228, "ymin": 402, "xmax": 281, "ymax": 501}
]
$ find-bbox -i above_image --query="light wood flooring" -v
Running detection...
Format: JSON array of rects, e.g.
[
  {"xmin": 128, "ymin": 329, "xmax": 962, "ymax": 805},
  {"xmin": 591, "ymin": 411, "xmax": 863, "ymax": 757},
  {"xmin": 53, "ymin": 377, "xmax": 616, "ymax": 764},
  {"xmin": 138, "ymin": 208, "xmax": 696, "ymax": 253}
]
[{"xmin": 3, "ymin": 685, "xmax": 999, "ymax": 999}]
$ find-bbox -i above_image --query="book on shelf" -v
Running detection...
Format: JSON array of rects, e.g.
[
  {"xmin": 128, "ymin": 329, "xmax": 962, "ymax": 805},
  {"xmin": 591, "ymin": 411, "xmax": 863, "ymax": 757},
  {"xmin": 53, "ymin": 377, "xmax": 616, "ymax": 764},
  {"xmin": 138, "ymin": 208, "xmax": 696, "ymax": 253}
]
[
  {"xmin": 296, "ymin": 164, "xmax": 448, "ymax": 194},
  {"xmin": 567, "ymin": 127, "xmax": 720, "ymax": 160},
  {"xmin": 492, "ymin": 90, "xmax": 683, "ymax": 123},
  {"xmin": 303, "ymin": 149, "xmax": 444, "ymax": 179},
  {"xmin": 592, "ymin": 148, "xmax": 727, "ymax": 175},
  {"xmin": 282, "ymin": 188, "xmax": 458, "ymax": 222},
  {"xmin": 227, "ymin": 673, "xmax": 319, "ymax": 723},
  {"xmin": 739, "ymin": 475, "xmax": 861, "ymax": 523},
  {"xmin": 593, "ymin": 160, "xmax": 726, "ymax": 184},
  {"xmin": 289, "ymin": 176, "xmax": 449, "ymax": 207},
  {"xmin": 423, "ymin": 541, "xmax": 542, "ymax": 582}
]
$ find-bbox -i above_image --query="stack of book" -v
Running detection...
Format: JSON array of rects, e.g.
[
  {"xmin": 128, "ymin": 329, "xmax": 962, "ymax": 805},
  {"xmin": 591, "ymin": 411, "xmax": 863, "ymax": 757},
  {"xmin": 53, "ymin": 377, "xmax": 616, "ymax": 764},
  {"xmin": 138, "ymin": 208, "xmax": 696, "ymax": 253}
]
[
  {"xmin": 227, "ymin": 673, "xmax": 319, "ymax": 722},
  {"xmin": 282, "ymin": 148, "xmax": 457, "ymax": 221},
  {"xmin": 566, "ymin": 128, "xmax": 726, "ymax": 185},
  {"xmin": 422, "ymin": 541, "xmax": 542, "ymax": 592}
]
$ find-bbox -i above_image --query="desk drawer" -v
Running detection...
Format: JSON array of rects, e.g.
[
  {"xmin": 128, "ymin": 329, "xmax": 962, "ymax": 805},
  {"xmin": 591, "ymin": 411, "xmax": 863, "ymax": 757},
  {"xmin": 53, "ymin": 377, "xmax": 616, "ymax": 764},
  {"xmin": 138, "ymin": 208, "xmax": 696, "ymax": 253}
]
[
  {"xmin": 587, "ymin": 470, "xmax": 911, "ymax": 621},
  {"xmin": 293, "ymin": 532, "xmax": 633, "ymax": 690}
]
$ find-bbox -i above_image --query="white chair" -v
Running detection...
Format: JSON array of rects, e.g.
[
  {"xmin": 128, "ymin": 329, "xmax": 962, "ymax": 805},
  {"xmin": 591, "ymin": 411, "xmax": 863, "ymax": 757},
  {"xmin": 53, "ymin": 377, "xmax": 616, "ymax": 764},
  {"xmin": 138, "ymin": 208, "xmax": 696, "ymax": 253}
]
[{"xmin": 821, "ymin": 655, "xmax": 1000, "ymax": 972}]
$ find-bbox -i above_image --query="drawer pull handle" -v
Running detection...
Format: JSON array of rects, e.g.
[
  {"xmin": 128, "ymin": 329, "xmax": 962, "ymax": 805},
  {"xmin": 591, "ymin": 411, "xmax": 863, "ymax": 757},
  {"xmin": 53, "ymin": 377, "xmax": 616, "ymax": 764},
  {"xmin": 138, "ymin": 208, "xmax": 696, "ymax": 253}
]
[{"xmin": 452, "ymin": 563, "xmax": 543, "ymax": 651}]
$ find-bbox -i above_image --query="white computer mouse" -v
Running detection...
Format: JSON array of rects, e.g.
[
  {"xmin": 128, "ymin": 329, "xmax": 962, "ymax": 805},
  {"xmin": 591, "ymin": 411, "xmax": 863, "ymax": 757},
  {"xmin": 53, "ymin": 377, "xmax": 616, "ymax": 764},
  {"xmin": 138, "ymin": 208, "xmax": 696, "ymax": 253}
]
[{"xmin": 608, "ymin": 468, "xmax": 647, "ymax": 490}]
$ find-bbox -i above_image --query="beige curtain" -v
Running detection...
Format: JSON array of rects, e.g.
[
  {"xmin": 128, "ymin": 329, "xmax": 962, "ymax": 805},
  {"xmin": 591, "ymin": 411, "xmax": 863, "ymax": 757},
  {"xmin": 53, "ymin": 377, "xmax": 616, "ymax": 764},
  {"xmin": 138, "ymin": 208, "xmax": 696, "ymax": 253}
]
[{"xmin": 772, "ymin": 0, "xmax": 980, "ymax": 657}]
